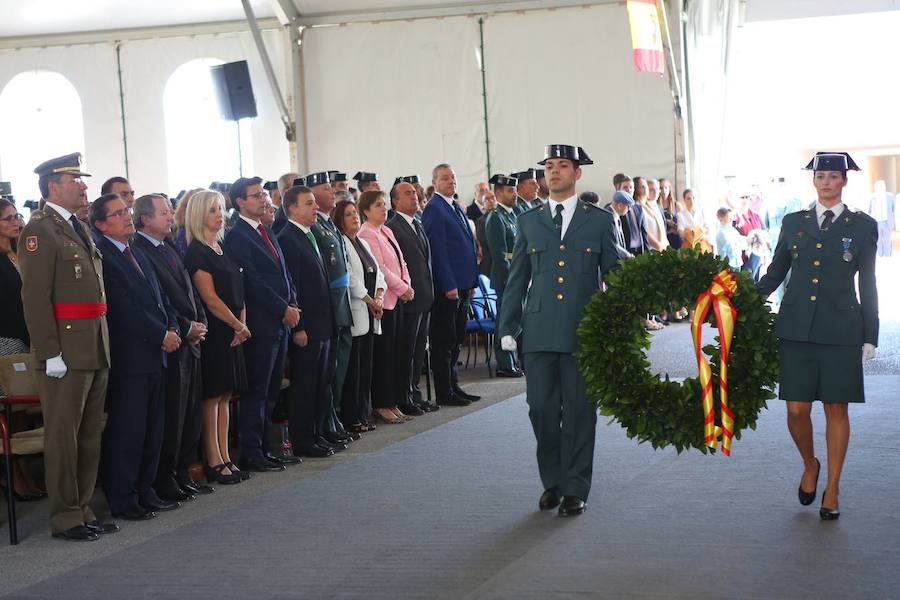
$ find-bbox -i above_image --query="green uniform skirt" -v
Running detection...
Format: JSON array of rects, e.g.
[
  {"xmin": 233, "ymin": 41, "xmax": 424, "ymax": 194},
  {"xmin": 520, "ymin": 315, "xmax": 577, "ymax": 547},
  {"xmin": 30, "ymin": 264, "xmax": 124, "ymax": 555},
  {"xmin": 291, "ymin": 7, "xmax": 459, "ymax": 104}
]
[{"xmin": 778, "ymin": 339, "xmax": 864, "ymax": 403}]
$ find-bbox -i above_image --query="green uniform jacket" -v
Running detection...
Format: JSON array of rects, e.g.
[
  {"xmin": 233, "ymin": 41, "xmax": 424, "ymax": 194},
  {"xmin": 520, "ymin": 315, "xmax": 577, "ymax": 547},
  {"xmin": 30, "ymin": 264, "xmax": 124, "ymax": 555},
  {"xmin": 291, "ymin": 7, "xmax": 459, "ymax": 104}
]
[
  {"xmin": 485, "ymin": 205, "xmax": 517, "ymax": 292},
  {"xmin": 514, "ymin": 196, "xmax": 542, "ymax": 216},
  {"xmin": 498, "ymin": 200, "xmax": 619, "ymax": 354},
  {"xmin": 17, "ymin": 208, "xmax": 110, "ymax": 369},
  {"xmin": 757, "ymin": 207, "xmax": 878, "ymax": 346},
  {"xmin": 312, "ymin": 214, "xmax": 353, "ymax": 328}
]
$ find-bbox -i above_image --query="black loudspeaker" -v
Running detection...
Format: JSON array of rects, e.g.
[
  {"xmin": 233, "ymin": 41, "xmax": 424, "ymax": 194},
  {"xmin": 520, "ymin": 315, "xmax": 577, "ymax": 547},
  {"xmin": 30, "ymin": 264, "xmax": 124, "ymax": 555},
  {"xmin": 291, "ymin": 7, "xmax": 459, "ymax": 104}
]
[{"xmin": 210, "ymin": 60, "xmax": 258, "ymax": 121}]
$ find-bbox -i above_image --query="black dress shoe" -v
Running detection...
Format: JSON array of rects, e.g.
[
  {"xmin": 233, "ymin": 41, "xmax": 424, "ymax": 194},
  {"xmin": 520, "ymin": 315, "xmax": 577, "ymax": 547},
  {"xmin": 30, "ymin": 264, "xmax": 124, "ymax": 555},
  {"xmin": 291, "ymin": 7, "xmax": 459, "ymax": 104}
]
[
  {"xmin": 112, "ymin": 507, "xmax": 157, "ymax": 521},
  {"xmin": 317, "ymin": 436, "xmax": 347, "ymax": 452},
  {"xmin": 239, "ymin": 457, "xmax": 285, "ymax": 472},
  {"xmin": 294, "ymin": 444, "xmax": 335, "ymax": 458},
  {"xmin": 52, "ymin": 525, "xmax": 99, "ymax": 542},
  {"xmin": 539, "ymin": 488, "xmax": 562, "ymax": 510},
  {"xmin": 159, "ymin": 488, "xmax": 194, "ymax": 503},
  {"xmin": 323, "ymin": 432, "xmax": 353, "ymax": 445},
  {"xmin": 558, "ymin": 496, "xmax": 586, "ymax": 517},
  {"xmin": 798, "ymin": 458, "xmax": 820, "ymax": 506},
  {"xmin": 398, "ymin": 403, "xmax": 425, "ymax": 416},
  {"xmin": 496, "ymin": 369, "xmax": 524, "ymax": 378},
  {"xmin": 453, "ymin": 387, "xmax": 481, "ymax": 401},
  {"xmin": 267, "ymin": 453, "xmax": 303, "ymax": 466},
  {"xmin": 85, "ymin": 520, "xmax": 120, "ymax": 535},
  {"xmin": 361, "ymin": 420, "xmax": 376, "ymax": 431},
  {"xmin": 437, "ymin": 394, "xmax": 470, "ymax": 407},
  {"xmin": 419, "ymin": 402, "xmax": 440, "ymax": 412},
  {"xmin": 184, "ymin": 482, "xmax": 215, "ymax": 495},
  {"xmin": 141, "ymin": 499, "xmax": 180, "ymax": 512}
]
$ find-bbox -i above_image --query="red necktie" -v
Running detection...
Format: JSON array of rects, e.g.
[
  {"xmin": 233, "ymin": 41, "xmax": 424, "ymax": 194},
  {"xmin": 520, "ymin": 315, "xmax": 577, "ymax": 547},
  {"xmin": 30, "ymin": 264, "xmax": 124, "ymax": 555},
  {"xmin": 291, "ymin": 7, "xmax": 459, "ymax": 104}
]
[
  {"xmin": 123, "ymin": 246, "xmax": 145, "ymax": 278},
  {"xmin": 257, "ymin": 224, "xmax": 279, "ymax": 261}
]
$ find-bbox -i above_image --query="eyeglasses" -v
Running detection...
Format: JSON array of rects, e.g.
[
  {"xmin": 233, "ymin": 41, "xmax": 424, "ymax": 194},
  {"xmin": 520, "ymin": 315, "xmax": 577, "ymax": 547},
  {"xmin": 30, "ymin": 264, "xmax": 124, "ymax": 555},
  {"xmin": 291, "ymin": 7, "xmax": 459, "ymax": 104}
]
[
  {"xmin": 247, "ymin": 191, "xmax": 270, "ymax": 200},
  {"xmin": 104, "ymin": 208, "xmax": 130, "ymax": 219},
  {"xmin": 0, "ymin": 213, "xmax": 24, "ymax": 222}
]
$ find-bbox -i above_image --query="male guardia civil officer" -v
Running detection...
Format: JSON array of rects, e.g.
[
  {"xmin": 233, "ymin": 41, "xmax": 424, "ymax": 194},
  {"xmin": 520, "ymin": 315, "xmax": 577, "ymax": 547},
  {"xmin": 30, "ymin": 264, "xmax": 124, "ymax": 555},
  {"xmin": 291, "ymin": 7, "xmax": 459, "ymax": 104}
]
[
  {"xmin": 19, "ymin": 153, "xmax": 118, "ymax": 541},
  {"xmin": 484, "ymin": 173, "xmax": 523, "ymax": 377},
  {"xmin": 498, "ymin": 145, "xmax": 618, "ymax": 517},
  {"xmin": 756, "ymin": 152, "xmax": 878, "ymax": 520},
  {"xmin": 513, "ymin": 169, "xmax": 543, "ymax": 215}
]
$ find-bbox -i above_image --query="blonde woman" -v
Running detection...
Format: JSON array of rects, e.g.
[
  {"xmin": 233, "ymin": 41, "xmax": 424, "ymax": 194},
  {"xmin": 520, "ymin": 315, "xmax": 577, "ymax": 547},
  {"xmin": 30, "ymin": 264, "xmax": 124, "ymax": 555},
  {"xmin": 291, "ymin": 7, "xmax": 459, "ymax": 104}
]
[
  {"xmin": 183, "ymin": 190, "xmax": 249, "ymax": 485},
  {"xmin": 635, "ymin": 177, "xmax": 669, "ymax": 252}
]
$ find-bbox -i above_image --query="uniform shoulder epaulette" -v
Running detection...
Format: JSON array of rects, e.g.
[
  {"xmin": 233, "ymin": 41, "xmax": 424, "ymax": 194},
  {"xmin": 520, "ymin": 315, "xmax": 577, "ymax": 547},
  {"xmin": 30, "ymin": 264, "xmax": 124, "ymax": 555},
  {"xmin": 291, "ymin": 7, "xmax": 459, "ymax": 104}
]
[
  {"xmin": 28, "ymin": 209, "xmax": 47, "ymax": 221},
  {"xmin": 578, "ymin": 199, "xmax": 600, "ymax": 210},
  {"xmin": 849, "ymin": 209, "xmax": 876, "ymax": 225}
]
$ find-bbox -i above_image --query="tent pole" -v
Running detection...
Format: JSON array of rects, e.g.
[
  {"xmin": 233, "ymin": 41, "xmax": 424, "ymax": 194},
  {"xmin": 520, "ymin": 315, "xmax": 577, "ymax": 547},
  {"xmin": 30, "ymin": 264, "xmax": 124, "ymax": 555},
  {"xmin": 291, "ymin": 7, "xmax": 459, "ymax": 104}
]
[
  {"xmin": 115, "ymin": 42, "xmax": 130, "ymax": 179},
  {"xmin": 478, "ymin": 17, "xmax": 491, "ymax": 179}
]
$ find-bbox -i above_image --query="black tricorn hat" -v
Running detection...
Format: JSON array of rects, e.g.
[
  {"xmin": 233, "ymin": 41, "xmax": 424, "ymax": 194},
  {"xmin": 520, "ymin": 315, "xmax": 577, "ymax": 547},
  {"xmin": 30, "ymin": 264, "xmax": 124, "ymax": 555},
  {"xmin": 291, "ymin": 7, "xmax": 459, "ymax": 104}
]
[
  {"xmin": 803, "ymin": 152, "xmax": 861, "ymax": 172},
  {"xmin": 305, "ymin": 172, "xmax": 331, "ymax": 187},
  {"xmin": 353, "ymin": 171, "xmax": 378, "ymax": 183},
  {"xmin": 488, "ymin": 174, "xmax": 518, "ymax": 187},
  {"xmin": 393, "ymin": 175, "xmax": 420, "ymax": 186},
  {"xmin": 512, "ymin": 169, "xmax": 537, "ymax": 182},
  {"xmin": 537, "ymin": 144, "xmax": 593, "ymax": 166},
  {"xmin": 329, "ymin": 171, "xmax": 348, "ymax": 182},
  {"xmin": 263, "ymin": 180, "xmax": 278, "ymax": 192},
  {"xmin": 292, "ymin": 177, "xmax": 306, "ymax": 187}
]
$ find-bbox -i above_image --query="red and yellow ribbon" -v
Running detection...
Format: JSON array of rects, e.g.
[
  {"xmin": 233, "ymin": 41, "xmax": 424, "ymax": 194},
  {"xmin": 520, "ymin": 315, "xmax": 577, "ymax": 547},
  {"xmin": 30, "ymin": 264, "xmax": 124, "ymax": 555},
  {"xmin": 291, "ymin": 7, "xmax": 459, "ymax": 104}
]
[{"xmin": 690, "ymin": 270, "xmax": 738, "ymax": 455}]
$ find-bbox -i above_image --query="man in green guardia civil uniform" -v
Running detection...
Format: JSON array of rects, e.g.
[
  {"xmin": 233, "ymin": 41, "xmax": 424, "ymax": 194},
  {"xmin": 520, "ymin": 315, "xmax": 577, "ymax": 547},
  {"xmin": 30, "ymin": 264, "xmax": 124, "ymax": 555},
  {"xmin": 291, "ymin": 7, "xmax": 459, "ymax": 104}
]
[
  {"xmin": 498, "ymin": 145, "xmax": 619, "ymax": 517},
  {"xmin": 307, "ymin": 172, "xmax": 356, "ymax": 448},
  {"xmin": 513, "ymin": 169, "xmax": 543, "ymax": 215},
  {"xmin": 756, "ymin": 152, "xmax": 878, "ymax": 521},
  {"xmin": 484, "ymin": 173, "xmax": 523, "ymax": 378}
]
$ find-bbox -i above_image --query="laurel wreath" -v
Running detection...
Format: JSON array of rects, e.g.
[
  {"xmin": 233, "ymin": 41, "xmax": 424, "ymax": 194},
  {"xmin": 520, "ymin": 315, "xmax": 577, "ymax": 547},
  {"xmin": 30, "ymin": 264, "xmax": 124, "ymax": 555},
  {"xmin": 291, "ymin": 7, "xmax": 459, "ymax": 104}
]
[{"xmin": 577, "ymin": 247, "xmax": 779, "ymax": 453}]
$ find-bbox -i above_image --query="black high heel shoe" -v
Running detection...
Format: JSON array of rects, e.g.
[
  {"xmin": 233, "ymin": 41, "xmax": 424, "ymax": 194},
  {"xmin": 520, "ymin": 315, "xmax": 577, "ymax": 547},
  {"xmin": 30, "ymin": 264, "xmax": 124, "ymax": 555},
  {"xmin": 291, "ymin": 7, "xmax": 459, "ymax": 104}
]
[
  {"xmin": 204, "ymin": 463, "xmax": 241, "ymax": 485},
  {"xmin": 798, "ymin": 458, "xmax": 820, "ymax": 506},
  {"xmin": 820, "ymin": 489, "xmax": 840, "ymax": 520},
  {"xmin": 225, "ymin": 461, "xmax": 252, "ymax": 481}
]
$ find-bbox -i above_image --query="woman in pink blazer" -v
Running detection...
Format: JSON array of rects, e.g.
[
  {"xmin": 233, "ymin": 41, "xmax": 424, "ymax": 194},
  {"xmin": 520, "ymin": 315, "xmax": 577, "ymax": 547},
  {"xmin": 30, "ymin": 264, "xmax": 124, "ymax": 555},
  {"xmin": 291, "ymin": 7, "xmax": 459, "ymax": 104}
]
[{"xmin": 357, "ymin": 190, "xmax": 416, "ymax": 424}]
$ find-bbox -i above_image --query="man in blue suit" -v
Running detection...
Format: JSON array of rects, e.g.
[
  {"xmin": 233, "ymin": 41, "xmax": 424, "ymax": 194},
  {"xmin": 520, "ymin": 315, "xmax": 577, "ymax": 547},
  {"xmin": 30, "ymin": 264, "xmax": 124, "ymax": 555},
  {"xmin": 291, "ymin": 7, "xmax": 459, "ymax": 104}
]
[
  {"xmin": 223, "ymin": 177, "xmax": 302, "ymax": 472},
  {"xmin": 91, "ymin": 193, "xmax": 182, "ymax": 521},
  {"xmin": 422, "ymin": 163, "xmax": 480, "ymax": 406}
]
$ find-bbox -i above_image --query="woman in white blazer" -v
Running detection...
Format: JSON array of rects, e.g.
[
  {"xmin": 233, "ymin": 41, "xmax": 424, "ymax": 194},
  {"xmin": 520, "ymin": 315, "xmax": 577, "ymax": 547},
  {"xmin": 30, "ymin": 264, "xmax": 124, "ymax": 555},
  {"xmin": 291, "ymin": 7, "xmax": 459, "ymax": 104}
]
[{"xmin": 334, "ymin": 200, "xmax": 386, "ymax": 433}]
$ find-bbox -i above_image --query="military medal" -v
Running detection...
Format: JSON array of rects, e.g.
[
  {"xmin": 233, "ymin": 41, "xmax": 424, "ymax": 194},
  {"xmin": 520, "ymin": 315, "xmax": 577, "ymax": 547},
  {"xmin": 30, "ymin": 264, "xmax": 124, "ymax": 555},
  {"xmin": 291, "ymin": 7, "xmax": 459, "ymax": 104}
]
[
  {"xmin": 74, "ymin": 263, "xmax": 83, "ymax": 279},
  {"xmin": 841, "ymin": 237, "xmax": 853, "ymax": 262},
  {"xmin": 330, "ymin": 250, "xmax": 336, "ymax": 265}
]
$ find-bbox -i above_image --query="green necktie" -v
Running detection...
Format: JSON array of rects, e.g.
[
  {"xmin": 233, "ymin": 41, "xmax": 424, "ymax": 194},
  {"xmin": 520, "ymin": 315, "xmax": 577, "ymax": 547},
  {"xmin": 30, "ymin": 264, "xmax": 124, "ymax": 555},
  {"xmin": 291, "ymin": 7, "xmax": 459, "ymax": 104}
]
[
  {"xmin": 304, "ymin": 229, "xmax": 322, "ymax": 264},
  {"xmin": 553, "ymin": 204, "xmax": 564, "ymax": 236}
]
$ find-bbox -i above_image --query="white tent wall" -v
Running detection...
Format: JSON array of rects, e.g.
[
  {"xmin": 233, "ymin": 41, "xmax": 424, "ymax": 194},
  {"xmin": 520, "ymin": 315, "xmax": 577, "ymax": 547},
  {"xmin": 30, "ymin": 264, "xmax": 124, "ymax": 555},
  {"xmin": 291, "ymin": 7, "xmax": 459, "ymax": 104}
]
[
  {"xmin": 118, "ymin": 28, "xmax": 291, "ymax": 195},
  {"xmin": 0, "ymin": 27, "xmax": 291, "ymax": 198},
  {"xmin": 483, "ymin": 4, "xmax": 677, "ymax": 199},
  {"xmin": 301, "ymin": 16, "xmax": 487, "ymax": 196}
]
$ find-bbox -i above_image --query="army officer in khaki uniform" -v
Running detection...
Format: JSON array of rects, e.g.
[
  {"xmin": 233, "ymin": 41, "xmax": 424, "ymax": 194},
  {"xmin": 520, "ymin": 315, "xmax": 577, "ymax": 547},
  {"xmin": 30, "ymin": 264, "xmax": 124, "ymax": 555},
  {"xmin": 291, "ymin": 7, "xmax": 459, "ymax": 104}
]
[
  {"xmin": 757, "ymin": 152, "xmax": 879, "ymax": 521},
  {"xmin": 18, "ymin": 153, "xmax": 118, "ymax": 541},
  {"xmin": 498, "ymin": 145, "xmax": 619, "ymax": 517}
]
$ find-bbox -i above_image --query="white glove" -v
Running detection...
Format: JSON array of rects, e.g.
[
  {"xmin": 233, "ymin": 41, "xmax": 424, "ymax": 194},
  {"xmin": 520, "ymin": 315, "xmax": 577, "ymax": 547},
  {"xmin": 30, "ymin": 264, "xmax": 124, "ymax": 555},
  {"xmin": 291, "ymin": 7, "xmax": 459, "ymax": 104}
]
[
  {"xmin": 46, "ymin": 354, "xmax": 68, "ymax": 379},
  {"xmin": 500, "ymin": 335, "xmax": 517, "ymax": 352},
  {"xmin": 862, "ymin": 343, "xmax": 876, "ymax": 362}
]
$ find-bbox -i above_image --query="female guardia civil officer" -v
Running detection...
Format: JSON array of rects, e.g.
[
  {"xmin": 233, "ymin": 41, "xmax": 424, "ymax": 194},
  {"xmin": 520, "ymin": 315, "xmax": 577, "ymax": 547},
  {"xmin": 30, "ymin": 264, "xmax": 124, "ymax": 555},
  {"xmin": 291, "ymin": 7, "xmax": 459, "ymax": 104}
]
[{"xmin": 757, "ymin": 152, "xmax": 878, "ymax": 521}]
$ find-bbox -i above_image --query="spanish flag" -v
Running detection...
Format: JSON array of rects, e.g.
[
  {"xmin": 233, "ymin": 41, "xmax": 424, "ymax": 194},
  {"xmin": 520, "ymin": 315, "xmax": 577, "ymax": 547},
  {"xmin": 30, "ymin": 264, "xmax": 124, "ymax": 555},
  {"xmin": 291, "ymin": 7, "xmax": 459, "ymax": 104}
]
[{"xmin": 627, "ymin": 0, "xmax": 665, "ymax": 74}]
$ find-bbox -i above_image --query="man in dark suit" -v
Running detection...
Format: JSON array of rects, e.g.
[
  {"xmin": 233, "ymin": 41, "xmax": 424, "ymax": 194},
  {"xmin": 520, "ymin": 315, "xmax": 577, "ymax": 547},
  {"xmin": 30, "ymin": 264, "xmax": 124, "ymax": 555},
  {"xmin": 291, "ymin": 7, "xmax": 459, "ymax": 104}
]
[
  {"xmin": 387, "ymin": 182, "xmax": 437, "ymax": 413},
  {"xmin": 90, "ymin": 193, "xmax": 182, "ymax": 521},
  {"xmin": 132, "ymin": 194, "xmax": 214, "ymax": 499},
  {"xmin": 223, "ymin": 177, "xmax": 302, "ymax": 472},
  {"xmin": 466, "ymin": 181, "xmax": 489, "ymax": 221},
  {"xmin": 276, "ymin": 186, "xmax": 338, "ymax": 457},
  {"xmin": 615, "ymin": 175, "xmax": 649, "ymax": 255},
  {"xmin": 422, "ymin": 163, "xmax": 480, "ymax": 406}
]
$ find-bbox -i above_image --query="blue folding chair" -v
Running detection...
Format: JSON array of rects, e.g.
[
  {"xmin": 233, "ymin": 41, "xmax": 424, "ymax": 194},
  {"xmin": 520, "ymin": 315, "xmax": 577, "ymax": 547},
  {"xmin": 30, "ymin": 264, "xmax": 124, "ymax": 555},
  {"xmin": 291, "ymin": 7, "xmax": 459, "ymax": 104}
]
[{"xmin": 464, "ymin": 275, "xmax": 497, "ymax": 377}]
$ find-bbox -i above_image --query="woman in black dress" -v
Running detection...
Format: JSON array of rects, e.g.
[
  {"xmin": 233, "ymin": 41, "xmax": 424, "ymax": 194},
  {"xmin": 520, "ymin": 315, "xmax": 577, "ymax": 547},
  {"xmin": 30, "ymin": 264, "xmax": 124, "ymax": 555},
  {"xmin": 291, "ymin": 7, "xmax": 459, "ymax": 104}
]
[{"xmin": 183, "ymin": 190, "xmax": 249, "ymax": 485}]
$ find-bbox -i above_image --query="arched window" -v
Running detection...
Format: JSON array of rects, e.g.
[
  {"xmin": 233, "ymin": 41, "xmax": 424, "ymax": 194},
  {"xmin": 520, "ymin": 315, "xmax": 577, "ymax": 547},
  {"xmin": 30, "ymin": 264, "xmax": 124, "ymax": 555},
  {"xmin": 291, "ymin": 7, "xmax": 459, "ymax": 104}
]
[
  {"xmin": 0, "ymin": 71, "xmax": 86, "ymax": 213},
  {"xmin": 163, "ymin": 58, "xmax": 254, "ymax": 195}
]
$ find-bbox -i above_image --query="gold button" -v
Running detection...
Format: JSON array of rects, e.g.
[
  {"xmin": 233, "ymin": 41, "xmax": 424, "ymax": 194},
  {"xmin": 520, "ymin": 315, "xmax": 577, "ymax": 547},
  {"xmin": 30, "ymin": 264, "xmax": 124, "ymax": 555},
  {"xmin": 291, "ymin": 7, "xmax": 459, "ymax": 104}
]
[
  {"xmin": 559, "ymin": 244, "xmax": 566, "ymax": 251},
  {"xmin": 558, "ymin": 260, "xmax": 565, "ymax": 267},
  {"xmin": 816, "ymin": 243, "xmax": 823, "ymax": 249},
  {"xmin": 586, "ymin": 248, "xmax": 592, "ymax": 253},
  {"xmin": 65, "ymin": 324, "xmax": 72, "ymax": 330},
  {"xmin": 813, "ymin": 260, "xmax": 820, "ymax": 266},
  {"xmin": 557, "ymin": 276, "xmax": 565, "ymax": 284},
  {"xmin": 556, "ymin": 293, "xmax": 564, "ymax": 301},
  {"xmin": 73, "ymin": 254, "xmax": 79, "ymax": 258},
  {"xmin": 810, "ymin": 295, "xmax": 817, "ymax": 301},
  {"xmin": 812, "ymin": 278, "xmax": 819, "ymax": 284}
]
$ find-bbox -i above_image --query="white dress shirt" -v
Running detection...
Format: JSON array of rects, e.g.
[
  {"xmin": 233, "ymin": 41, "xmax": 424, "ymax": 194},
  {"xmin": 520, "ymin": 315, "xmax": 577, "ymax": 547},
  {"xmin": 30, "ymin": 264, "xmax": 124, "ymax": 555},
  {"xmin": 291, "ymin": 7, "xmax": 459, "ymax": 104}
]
[
  {"xmin": 546, "ymin": 194, "xmax": 578, "ymax": 238},
  {"xmin": 239, "ymin": 214, "xmax": 263, "ymax": 233},
  {"xmin": 815, "ymin": 201, "xmax": 845, "ymax": 227}
]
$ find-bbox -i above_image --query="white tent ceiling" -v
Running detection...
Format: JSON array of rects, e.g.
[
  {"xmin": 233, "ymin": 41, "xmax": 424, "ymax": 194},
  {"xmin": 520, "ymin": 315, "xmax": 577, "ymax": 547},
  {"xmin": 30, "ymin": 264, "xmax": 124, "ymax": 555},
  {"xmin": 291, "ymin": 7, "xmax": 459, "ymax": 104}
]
[{"xmin": 3, "ymin": 0, "xmax": 898, "ymax": 41}]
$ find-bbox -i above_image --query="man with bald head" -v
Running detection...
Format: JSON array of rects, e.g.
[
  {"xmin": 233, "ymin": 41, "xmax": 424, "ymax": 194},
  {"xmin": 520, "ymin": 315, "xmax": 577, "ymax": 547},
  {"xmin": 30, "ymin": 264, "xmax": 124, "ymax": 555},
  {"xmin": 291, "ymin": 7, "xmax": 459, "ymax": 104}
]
[{"xmin": 272, "ymin": 172, "xmax": 300, "ymax": 234}]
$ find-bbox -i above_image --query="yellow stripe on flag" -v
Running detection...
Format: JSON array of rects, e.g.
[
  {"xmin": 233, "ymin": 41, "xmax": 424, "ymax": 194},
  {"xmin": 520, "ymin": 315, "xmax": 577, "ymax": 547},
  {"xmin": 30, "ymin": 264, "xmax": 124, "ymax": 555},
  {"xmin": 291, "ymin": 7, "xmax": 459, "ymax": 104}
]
[{"xmin": 626, "ymin": 0, "xmax": 664, "ymax": 74}]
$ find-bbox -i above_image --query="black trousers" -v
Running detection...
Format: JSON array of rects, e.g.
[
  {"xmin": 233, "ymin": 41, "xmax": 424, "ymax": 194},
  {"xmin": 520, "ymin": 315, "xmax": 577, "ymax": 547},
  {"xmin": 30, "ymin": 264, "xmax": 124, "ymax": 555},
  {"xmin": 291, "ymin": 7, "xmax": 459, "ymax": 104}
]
[
  {"xmin": 341, "ymin": 332, "xmax": 374, "ymax": 425},
  {"xmin": 240, "ymin": 330, "xmax": 287, "ymax": 459},
  {"xmin": 398, "ymin": 311, "xmax": 425, "ymax": 404},
  {"xmin": 155, "ymin": 345, "xmax": 202, "ymax": 492},
  {"xmin": 411, "ymin": 311, "xmax": 430, "ymax": 401},
  {"xmin": 372, "ymin": 307, "xmax": 403, "ymax": 408},
  {"xmin": 287, "ymin": 338, "xmax": 331, "ymax": 449},
  {"xmin": 430, "ymin": 291, "xmax": 470, "ymax": 400},
  {"xmin": 103, "ymin": 370, "xmax": 164, "ymax": 514}
]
